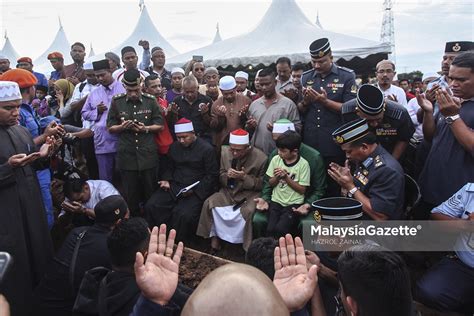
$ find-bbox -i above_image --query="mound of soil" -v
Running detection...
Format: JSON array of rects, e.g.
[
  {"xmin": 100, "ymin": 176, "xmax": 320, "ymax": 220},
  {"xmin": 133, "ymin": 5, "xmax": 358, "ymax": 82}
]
[{"xmin": 179, "ymin": 247, "xmax": 231, "ymax": 289}]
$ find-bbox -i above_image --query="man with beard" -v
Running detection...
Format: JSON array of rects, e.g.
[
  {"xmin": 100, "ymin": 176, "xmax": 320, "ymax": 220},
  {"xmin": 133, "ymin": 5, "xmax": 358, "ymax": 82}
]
[
  {"xmin": 374, "ymin": 60, "xmax": 407, "ymax": 108},
  {"xmin": 0, "ymin": 80, "xmax": 54, "ymax": 316},
  {"xmin": 63, "ymin": 42, "xmax": 87, "ymax": 85},
  {"xmin": 210, "ymin": 76, "xmax": 251, "ymax": 150},
  {"xmin": 341, "ymin": 84, "xmax": 414, "ymax": 160},
  {"xmin": 107, "ymin": 69, "xmax": 163, "ymax": 215},
  {"xmin": 235, "ymin": 71, "xmax": 255, "ymax": 99},
  {"xmin": 328, "ymin": 118, "xmax": 404, "ymax": 220},
  {"xmin": 197, "ymin": 129, "xmax": 267, "ymax": 251}
]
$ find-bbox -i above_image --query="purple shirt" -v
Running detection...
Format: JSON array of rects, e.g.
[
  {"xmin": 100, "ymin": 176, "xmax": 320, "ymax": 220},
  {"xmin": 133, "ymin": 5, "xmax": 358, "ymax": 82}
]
[
  {"xmin": 166, "ymin": 89, "xmax": 182, "ymax": 104},
  {"xmin": 81, "ymin": 80, "xmax": 125, "ymax": 154}
]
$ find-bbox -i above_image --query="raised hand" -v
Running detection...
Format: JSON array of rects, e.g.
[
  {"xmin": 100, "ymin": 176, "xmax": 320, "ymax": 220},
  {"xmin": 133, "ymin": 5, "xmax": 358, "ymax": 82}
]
[
  {"xmin": 134, "ymin": 224, "xmax": 184, "ymax": 306},
  {"xmin": 327, "ymin": 161, "xmax": 353, "ymax": 189},
  {"xmin": 437, "ymin": 89, "xmax": 461, "ymax": 116},
  {"xmin": 416, "ymin": 90, "xmax": 433, "ymax": 113},
  {"xmin": 273, "ymin": 234, "xmax": 318, "ymax": 312}
]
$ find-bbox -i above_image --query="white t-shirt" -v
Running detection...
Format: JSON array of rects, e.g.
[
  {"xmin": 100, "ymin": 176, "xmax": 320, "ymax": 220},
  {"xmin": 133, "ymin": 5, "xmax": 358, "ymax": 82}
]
[
  {"xmin": 379, "ymin": 84, "xmax": 408, "ymax": 108},
  {"xmin": 406, "ymin": 98, "xmax": 423, "ymax": 140}
]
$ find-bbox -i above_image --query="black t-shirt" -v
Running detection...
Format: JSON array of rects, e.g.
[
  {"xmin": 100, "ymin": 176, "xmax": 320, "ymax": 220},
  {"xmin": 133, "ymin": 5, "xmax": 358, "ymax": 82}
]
[{"xmin": 33, "ymin": 225, "xmax": 112, "ymax": 314}]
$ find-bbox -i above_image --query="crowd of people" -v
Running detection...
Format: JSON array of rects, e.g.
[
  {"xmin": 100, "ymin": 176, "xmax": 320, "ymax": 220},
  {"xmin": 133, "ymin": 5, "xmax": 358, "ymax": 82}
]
[{"xmin": 0, "ymin": 37, "xmax": 473, "ymax": 315}]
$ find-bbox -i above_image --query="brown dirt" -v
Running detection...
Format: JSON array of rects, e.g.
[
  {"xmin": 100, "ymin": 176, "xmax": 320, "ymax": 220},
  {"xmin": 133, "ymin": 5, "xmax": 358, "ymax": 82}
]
[{"xmin": 179, "ymin": 247, "xmax": 232, "ymax": 289}]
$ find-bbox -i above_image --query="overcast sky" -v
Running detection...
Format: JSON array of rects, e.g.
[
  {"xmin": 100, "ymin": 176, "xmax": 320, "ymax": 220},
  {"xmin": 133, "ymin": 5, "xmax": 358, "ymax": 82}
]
[{"xmin": 1, "ymin": 0, "xmax": 472, "ymax": 73}]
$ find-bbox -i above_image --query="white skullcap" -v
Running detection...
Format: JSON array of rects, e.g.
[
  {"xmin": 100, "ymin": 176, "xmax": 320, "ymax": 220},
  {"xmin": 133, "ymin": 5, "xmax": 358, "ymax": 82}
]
[
  {"xmin": 0, "ymin": 81, "xmax": 21, "ymax": 102},
  {"xmin": 171, "ymin": 67, "xmax": 185, "ymax": 76},
  {"xmin": 235, "ymin": 71, "xmax": 249, "ymax": 80},
  {"xmin": 83, "ymin": 62, "xmax": 94, "ymax": 70},
  {"xmin": 219, "ymin": 76, "xmax": 236, "ymax": 91},
  {"xmin": 229, "ymin": 129, "xmax": 249, "ymax": 145},
  {"xmin": 422, "ymin": 72, "xmax": 439, "ymax": 82},
  {"xmin": 174, "ymin": 118, "xmax": 194, "ymax": 133}
]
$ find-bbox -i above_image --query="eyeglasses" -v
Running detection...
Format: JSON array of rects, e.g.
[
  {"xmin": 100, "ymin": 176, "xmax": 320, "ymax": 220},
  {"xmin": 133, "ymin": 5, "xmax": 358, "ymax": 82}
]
[
  {"xmin": 376, "ymin": 69, "xmax": 394, "ymax": 74},
  {"xmin": 194, "ymin": 68, "xmax": 205, "ymax": 71}
]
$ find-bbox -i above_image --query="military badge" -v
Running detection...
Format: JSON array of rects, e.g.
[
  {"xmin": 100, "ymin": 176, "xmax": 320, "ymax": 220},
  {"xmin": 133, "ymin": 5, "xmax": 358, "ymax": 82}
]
[
  {"xmin": 313, "ymin": 211, "xmax": 322, "ymax": 222},
  {"xmin": 306, "ymin": 80, "xmax": 314, "ymax": 87},
  {"xmin": 318, "ymin": 50, "xmax": 324, "ymax": 57},
  {"xmin": 453, "ymin": 43, "xmax": 461, "ymax": 52},
  {"xmin": 335, "ymin": 135, "xmax": 344, "ymax": 144},
  {"xmin": 350, "ymin": 85, "xmax": 357, "ymax": 94}
]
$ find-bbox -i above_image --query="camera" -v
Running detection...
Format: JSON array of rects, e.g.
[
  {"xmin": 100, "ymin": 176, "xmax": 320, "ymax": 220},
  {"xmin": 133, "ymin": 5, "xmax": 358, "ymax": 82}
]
[{"xmin": 62, "ymin": 133, "xmax": 80, "ymax": 146}]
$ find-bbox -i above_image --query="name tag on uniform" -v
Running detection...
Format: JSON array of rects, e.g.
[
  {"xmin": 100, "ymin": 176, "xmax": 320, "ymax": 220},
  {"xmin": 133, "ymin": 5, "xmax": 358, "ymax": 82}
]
[
  {"xmin": 376, "ymin": 127, "xmax": 398, "ymax": 136},
  {"xmin": 327, "ymin": 83, "xmax": 344, "ymax": 89},
  {"xmin": 137, "ymin": 109, "xmax": 152, "ymax": 115}
]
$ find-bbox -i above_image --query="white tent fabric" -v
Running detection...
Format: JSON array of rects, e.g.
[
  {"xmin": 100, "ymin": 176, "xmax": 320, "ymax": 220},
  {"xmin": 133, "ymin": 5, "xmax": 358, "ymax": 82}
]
[
  {"xmin": 212, "ymin": 23, "xmax": 222, "ymax": 44},
  {"xmin": 88, "ymin": 44, "xmax": 96, "ymax": 58},
  {"xmin": 0, "ymin": 34, "xmax": 20, "ymax": 64},
  {"xmin": 33, "ymin": 23, "xmax": 72, "ymax": 75},
  {"xmin": 112, "ymin": 5, "xmax": 178, "ymax": 57},
  {"xmin": 167, "ymin": 0, "xmax": 390, "ymax": 68}
]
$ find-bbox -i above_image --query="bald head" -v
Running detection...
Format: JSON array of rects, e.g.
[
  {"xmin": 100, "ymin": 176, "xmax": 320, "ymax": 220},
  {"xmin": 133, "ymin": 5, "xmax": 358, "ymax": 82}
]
[{"xmin": 182, "ymin": 263, "xmax": 289, "ymax": 316}]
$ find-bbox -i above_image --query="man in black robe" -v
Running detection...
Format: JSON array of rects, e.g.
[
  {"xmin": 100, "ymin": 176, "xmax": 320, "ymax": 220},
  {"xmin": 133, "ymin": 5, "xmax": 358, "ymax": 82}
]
[
  {"xmin": 145, "ymin": 118, "xmax": 218, "ymax": 242},
  {"xmin": 0, "ymin": 80, "xmax": 54, "ymax": 315}
]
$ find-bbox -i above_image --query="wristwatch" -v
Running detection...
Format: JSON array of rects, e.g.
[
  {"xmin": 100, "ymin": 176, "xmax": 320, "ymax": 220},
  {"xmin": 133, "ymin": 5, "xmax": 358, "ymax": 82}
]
[
  {"xmin": 445, "ymin": 114, "xmax": 460, "ymax": 125},
  {"xmin": 347, "ymin": 187, "xmax": 359, "ymax": 198}
]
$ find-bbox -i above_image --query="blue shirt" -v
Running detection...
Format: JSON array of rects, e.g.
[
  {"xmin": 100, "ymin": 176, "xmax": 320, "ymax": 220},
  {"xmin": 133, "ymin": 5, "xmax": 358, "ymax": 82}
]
[
  {"xmin": 432, "ymin": 183, "xmax": 474, "ymax": 268},
  {"xmin": 33, "ymin": 71, "xmax": 48, "ymax": 87},
  {"xmin": 19, "ymin": 103, "xmax": 41, "ymax": 138},
  {"xmin": 301, "ymin": 64, "xmax": 356, "ymax": 157},
  {"xmin": 419, "ymin": 99, "xmax": 474, "ymax": 205},
  {"xmin": 50, "ymin": 70, "xmax": 62, "ymax": 81}
]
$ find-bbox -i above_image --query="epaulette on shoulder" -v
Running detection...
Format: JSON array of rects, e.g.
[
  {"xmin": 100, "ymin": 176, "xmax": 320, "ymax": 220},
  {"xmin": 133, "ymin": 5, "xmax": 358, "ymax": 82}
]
[
  {"xmin": 113, "ymin": 93, "xmax": 126, "ymax": 99},
  {"xmin": 302, "ymin": 69, "xmax": 314, "ymax": 76},
  {"xmin": 466, "ymin": 183, "xmax": 474, "ymax": 192},
  {"xmin": 374, "ymin": 155, "xmax": 385, "ymax": 169},
  {"xmin": 342, "ymin": 100, "xmax": 357, "ymax": 114},
  {"xmin": 143, "ymin": 93, "xmax": 156, "ymax": 99},
  {"xmin": 337, "ymin": 66, "xmax": 355, "ymax": 73},
  {"xmin": 385, "ymin": 102, "xmax": 404, "ymax": 120}
]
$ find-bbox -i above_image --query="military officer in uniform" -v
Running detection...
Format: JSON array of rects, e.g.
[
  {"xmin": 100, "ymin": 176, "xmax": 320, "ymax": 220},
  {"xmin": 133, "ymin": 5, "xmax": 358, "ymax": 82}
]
[
  {"xmin": 328, "ymin": 118, "xmax": 405, "ymax": 220},
  {"xmin": 107, "ymin": 69, "xmax": 164, "ymax": 215},
  {"xmin": 341, "ymin": 84, "xmax": 415, "ymax": 160},
  {"xmin": 299, "ymin": 38, "xmax": 357, "ymax": 197}
]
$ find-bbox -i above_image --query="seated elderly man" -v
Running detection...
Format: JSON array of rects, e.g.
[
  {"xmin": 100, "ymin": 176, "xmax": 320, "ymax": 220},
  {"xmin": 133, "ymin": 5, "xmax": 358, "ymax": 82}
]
[
  {"xmin": 145, "ymin": 118, "xmax": 218, "ymax": 242},
  {"xmin": 197, "ymin": 129, "xmax": 267, "ymax": 251},
  {"xmin": 253, "ymin": 120, "xmax": 327, "ymax": 238}
]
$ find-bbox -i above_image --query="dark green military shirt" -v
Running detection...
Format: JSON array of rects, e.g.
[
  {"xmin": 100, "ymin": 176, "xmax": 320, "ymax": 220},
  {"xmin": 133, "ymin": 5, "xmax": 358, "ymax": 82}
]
[{"xmin": 107, "ymin": 93, "xmax": 163, "ymax": 171}]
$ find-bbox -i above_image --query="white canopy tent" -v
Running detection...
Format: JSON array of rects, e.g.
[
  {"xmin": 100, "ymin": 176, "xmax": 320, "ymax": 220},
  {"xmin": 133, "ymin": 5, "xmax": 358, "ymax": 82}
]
[
  {"xmin": 167, "ymin": 0, "xmax": 390, "ymax": 68},
  {"xmin": 111, "ymin": 4, "xmax": 178, "ymax": 58},
  {"xmin": 0, "ymin": 32, "xmax": 20, "ymax": 64},
  {"xmin": 34, "ymin": 20, "xmax": 72, "ymax": 74}
]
